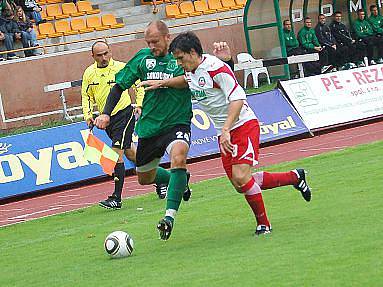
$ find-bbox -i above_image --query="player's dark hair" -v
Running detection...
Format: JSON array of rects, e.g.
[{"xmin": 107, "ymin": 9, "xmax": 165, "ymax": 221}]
[
  {"xmin": 283, "ymin": 19, "xmax": 291, "ymax": 25},
  {"xmin": 91, "ymin": 40, "xmax": 109, "ymax": 54},
  {"xmin": 334, "ymin": 11, "xmax": 342, "ymax": 15},
  {"xmin": 318, "ymin": 13, "xmax": 325, "ymax": 19},
  {"xmin": 370, "ymin": 4, "xmax": 377, "ymax": 11},
  {"xmin": 169, "ymin": 31, "xmax": 203, "ymax": 56},
  {"xmin": 357, "ymin": 8, "xmax": 364, "ymax": 14},
  {"xmin": 304, "ymin": 16, "xmax": 311, "ymax": 21}
]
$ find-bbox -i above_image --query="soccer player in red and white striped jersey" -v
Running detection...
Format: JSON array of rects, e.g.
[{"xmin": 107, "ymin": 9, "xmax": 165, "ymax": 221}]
[{"xmin": 140, "ymin": 32, "xmax": 311, "ymax": 236}]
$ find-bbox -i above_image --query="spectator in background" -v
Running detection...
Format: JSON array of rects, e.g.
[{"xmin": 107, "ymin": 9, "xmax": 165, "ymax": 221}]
[
  {"xmin": 329, "ymin": 11, "xmax": 360, "ymax": 68},
  {"xmin": 283, "ymin": 19, "xmax": 320, "ymax": 77},
  {"xmin": 298, "ymin": 17, "xmax": 332, "ymax": 74},
  {"xmin": 1, "ymin": 0, "xmax": 17, "ymax": 18},
  {"xmin": 0, "ymin": 8, "xmax": 25, "ymax": 59},
  {"xmin": 15, "ymin": 5, "xmax": 39, "ymax": 56},
  {"xmin": 353, "ymin": 9, "xmax": 383, "ymax": 65},
  {"xmin": 283, "ymin": 19, "xmax": 300, "ymax": 56},
  {"xmin": 315, "ymin": 14, "xmax": 347, "ymax": 70},
  {"xmin": 367, "ymin": 5, "xmax": 383, "ymax": 64},
  {"xmin": 18, "ymin": 0, "xmax": 45, "ymax": 25}
]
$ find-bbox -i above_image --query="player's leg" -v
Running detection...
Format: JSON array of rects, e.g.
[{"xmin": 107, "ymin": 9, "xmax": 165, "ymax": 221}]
[
  {"xmin": 157, "ymin": 125, "xmax": 191, "ymax": 240},
  {"xmin": 252, "ymin": 170, "xmax": 311, "ymax": 202},
  {"xmin": 99, "ymin": 106, "xmax": 135, "ymax": 209},
  {"xmin": 220, "ymin": 120, "xmax": 271, "ymax": 235},
  {"xmin": 231, "ymin": 163, "xmax": 272, "ymax": 236}
]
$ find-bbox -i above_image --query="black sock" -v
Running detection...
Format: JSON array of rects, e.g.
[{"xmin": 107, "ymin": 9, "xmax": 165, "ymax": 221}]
[{"xmin": 112, "ymin": 162, "xmax": 125, "ymax": 201}]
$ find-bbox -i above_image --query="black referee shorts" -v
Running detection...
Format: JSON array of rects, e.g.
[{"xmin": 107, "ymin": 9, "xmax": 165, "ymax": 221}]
[{"xmin": 105, "ymin": 105, "xmax": 135, "ymax": 150}]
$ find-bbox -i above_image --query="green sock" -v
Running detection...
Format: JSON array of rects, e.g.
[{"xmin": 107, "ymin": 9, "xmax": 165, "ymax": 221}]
[
  {"xmin": 165, "ymin": 168, "xmax": 187, "ymax": 222},
  {"xmin": 155, "ymin": 167, "xmax": 171, "ymax": 185}
]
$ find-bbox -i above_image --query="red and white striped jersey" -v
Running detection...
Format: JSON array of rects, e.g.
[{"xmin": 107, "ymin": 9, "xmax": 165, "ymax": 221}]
[{"xmin": 185, "ymin": 54, "xmax": 256, "ymax": 135}]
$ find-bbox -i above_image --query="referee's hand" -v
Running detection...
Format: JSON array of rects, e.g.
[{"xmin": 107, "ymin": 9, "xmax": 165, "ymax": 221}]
[{"xmin": 94, "ymin": 114, "xmax": 110, "ymax": 130}]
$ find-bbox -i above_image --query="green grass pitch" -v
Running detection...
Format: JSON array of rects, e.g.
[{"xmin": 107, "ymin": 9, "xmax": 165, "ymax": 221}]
[{"xmin": 1, "ymin": 141, "xmax": 382, "ymax": 286}]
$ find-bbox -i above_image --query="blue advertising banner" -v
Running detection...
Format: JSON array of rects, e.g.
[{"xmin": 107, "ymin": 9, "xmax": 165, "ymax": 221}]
[{"xmin": 0, "ymin": 89, "xmax": 308, "ymax": 199}]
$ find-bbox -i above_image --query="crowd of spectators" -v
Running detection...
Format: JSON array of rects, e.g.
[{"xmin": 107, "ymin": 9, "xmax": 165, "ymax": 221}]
[
  {"xmin": 0, "ymin": 0, "xmax": 43, "ymax": 60},
  {"xmin": 283, "ymin": 5, "xmax": 383, "ymax": 76}
]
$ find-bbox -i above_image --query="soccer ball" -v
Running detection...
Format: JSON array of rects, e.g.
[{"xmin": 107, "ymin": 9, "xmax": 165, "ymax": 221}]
[{"xmin": 104, "ymin": 231, "xmax": 134, "ymax": 258}]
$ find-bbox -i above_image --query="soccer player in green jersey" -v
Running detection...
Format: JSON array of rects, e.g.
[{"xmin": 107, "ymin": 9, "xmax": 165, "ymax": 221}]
[{"xmin": 94, "ymin": 21, "xmax": 192, "ymax": 240}]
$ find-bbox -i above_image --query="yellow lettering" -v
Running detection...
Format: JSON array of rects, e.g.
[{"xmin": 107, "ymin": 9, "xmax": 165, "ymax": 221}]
[
  {"xmin": 17, "ymin": 148, "xmax": 53, "ymax": 185},
  {"xmin": 287, "ymin": 116, "xmax": 296, "ymax": 127},
  {"xmin": 55, "ymin": 142, "xmax": 89, "ymax": 170},
  {"xmin": 0, "ymin": 154, "xmax": 24, "ymax": 184},
  {"xmin": 192, "ymin": 109, "xmax": 211, "ymax": 130},
  {"xmin": 278, "ymin": 120, "xmax": 291, "ymax": 130}
]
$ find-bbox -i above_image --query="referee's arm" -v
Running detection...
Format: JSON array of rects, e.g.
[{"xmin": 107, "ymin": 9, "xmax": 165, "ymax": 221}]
[
  {"xmin": 132, "ymin": 79, "xmax": 145, "ymax": 107},
  {"xmin": 81, "ymin": 71, "xmax": 95, "ymax": 125}
]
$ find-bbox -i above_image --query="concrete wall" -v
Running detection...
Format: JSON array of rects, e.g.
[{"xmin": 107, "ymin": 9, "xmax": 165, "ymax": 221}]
[{"xmin": 0, "ymin": 24, "xmax": 247, "ymax": 130}]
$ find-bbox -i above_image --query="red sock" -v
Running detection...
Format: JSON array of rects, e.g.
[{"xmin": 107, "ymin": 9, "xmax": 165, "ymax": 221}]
[
  {"xmin": 261, "ymin": 171, "xmax": 298, "ymax": 190},
  {"xmin": 241, "ymin": 177, "xmax": 270, "ymax": 226}
]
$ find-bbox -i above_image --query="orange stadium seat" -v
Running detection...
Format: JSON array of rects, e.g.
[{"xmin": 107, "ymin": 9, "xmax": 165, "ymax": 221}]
[
  {"xmin": 221, "ymin": 0, "xmax": 243, "ymax": 9},
  {"xmin": 194, "ymin": 1, "xmax": 216, "ymax": 14},
  {"xmin": 46, "ymin": 4, "xmax": 69, "ymax": 20},
  {"xmin": 46, "ymin": 0, "xmax": 62, "ymax": 4},
  {"xmin": 208, "ymin": 0, "xmax": 230, "ymax": 12},
  {"xmin": 101, "ymin": 14, "xmax": 125, "ymax": 29},
  {"xmin": 55, "ymin": 20, "xmax": 78, "ymax": 35},
  {"xmin": 235, "ymin": 0, "xmax": 245, "ymax": 7},
  {"xmin": 179, "ymin": 1, "xmax": 202, "ymax": 16},
  {"xmin": 165, "ymin": 4, "xmax": 188, "ymax": 18},
  {"xmin": 71, "ymin": 18, "xmax": 94, "ymax": 33},
  {"xmin": 62, "ymin": 3, "xmax": 86, "ymax": 17},
  {"xmin": 35, "ymin": 26, "xmax": 46, "ymax": 40},
  {"xmin": 37, "ymin": 0, "xmax": 47, "ymax": 4},
  {"xmin": 77, "ymin": 1, "xmax": 101, "ymax": 15},
  {"xmin": 38, "ymin": 22, "xmax": 63, "ymax": 38},
  {"xmin": 86, "ymin": 16, "xmax": 109, "ymax": 31},
  {"xmin": 40, "ymin": 7, "xmax": 54, "ymax": 21}
]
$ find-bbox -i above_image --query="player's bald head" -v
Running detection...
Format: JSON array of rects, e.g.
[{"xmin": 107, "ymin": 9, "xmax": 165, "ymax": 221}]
[{"xmin": 145, "ymin": 20, "xmax": 169, "ymax": 36}]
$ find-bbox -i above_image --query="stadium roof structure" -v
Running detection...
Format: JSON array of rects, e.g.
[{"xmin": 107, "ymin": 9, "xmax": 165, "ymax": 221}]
[{"xmin": 243, "ymin": 0, "xmax": 379, "ymax": 79}]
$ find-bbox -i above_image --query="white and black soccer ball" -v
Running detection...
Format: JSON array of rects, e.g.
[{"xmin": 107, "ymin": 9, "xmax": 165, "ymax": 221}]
[{"xmin": 104, "ymin": 231, "xmax": 134, "ymax": 258}]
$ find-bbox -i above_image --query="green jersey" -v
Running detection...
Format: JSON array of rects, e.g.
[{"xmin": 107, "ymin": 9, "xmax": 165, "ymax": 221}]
[
  {"xmin": 368, "ymin": 14, "xmax": 383, "ymax": 34},
  {"xmin": 116, "ymin": 48, "xmax": 192, "ymax": 138},
  {"xmin": 283, "ymin": 28, "xmax": 299, "ymax": 52}
]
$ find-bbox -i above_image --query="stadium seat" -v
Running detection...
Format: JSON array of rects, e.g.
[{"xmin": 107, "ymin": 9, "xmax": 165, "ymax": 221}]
[
  {"xmin": 207, "ymin": 0, "xmax": 230, "ymax": 12},
  {"xmin": 221, "ymin": 0, "xmax": 243, "ymax": 10},
  {"xmin": 179, "ymin": 2, "xmax": 203, "ymax": 16},
  {"xmin": 86, "ymin": 16, "xmax": 109, "ymax": 31},
  {"xmin": 40, "ymin": 7, "xmax": 54, "ymax": 21},
  {"xmin": 165, "ymin": 4, "xmax": 188, "ymax": 18},
  {"xmin": 37, "ymin": 0, "xmax": 47, "ymax": 4},
  {"xmin": 101, "ymin": 14, "xmax": 125, "ymax": 29},
  {"xmin": 71, "ymin": 18, "xmax": 94, "ymax": 33},
  {"xmin": 77, "ymin": 1, "xmax": 101, "ymax": 15},
  {"xmin": 38, "ymin": 22, "xmax": 63, "ymax": 38},
  {"xmin": 62, "ymin": 3, "xmax": 86, "ymax": 17},
  {"xmin": 237, "ymin": 52, "xmax": 270, "ymax": 89},
  {"xmin": 193, "ymin": 1, "xmax": 216, "ymax": 14},
  {"xmin": 235, "ymin": 0, "xmax": 245, "ymax": 7},
  {"xmin": 46, "ymin": 4, "xmax": 69, "ymax": 20},
  {"xmin": 46, "ymin": 0, "xmax": 62, "ymax": 4},
  {"xmin": 55, "ymin": 20, "xmax": 78, "ymax": 36}
]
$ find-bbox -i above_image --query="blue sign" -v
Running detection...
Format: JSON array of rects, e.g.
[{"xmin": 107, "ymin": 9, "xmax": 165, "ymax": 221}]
[{"xmin": 0, "ymin": 89, "xmax": 308, "ymax": 200}]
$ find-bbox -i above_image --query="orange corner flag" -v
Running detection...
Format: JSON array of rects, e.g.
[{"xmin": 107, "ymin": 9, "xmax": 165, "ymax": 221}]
[{"xmin": 83, "ymin": 133, "xmax": 119, "ymax": 175}]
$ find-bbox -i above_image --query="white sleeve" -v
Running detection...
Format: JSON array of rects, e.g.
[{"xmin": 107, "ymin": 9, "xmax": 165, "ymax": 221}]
[{"xmin": 210, "ymin": 65, "xmax": 246, "ymax": 102}]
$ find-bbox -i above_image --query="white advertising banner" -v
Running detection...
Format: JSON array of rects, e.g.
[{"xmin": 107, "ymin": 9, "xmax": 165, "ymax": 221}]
[{"xmin": 280, "ymin": 65, "xmax": 383, "ymax": 129}]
